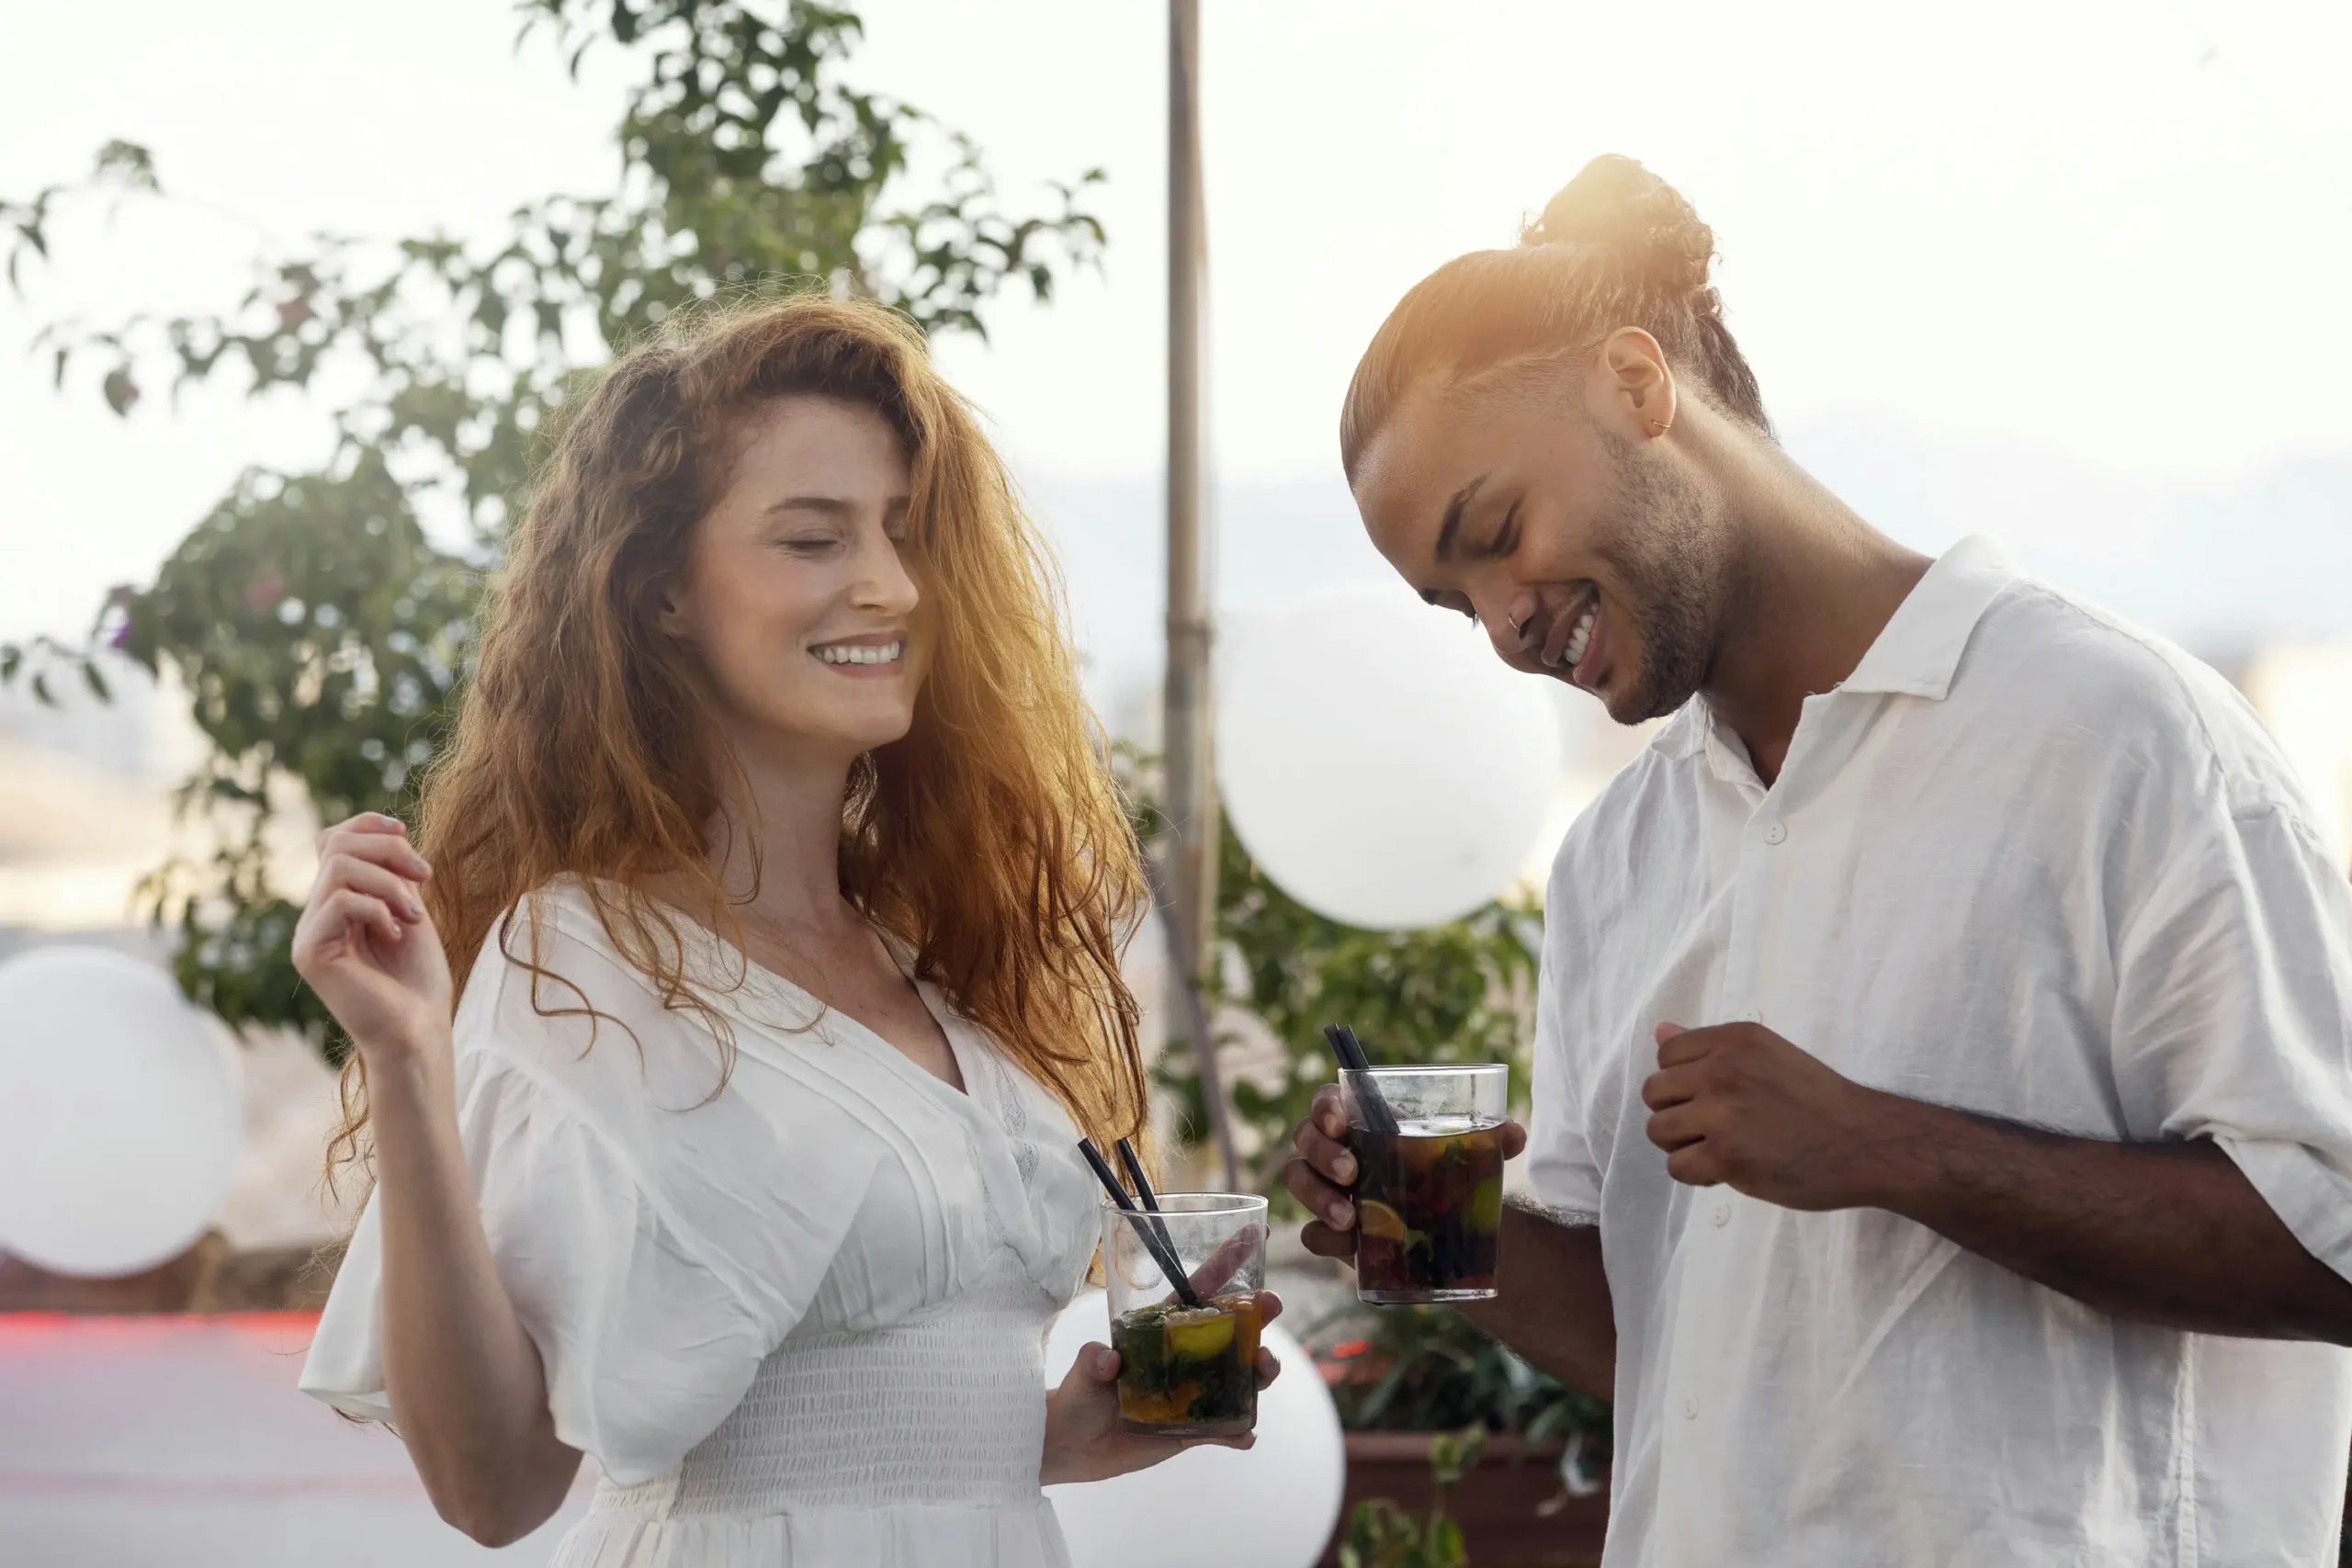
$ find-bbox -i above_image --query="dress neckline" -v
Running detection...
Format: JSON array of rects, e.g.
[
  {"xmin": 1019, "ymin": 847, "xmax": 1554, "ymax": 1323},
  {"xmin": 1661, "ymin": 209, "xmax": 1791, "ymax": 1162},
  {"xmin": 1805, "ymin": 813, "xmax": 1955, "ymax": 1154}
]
[{"xmin": 627, "ymin": 880, "xmax": 975, "ymax": 1103}]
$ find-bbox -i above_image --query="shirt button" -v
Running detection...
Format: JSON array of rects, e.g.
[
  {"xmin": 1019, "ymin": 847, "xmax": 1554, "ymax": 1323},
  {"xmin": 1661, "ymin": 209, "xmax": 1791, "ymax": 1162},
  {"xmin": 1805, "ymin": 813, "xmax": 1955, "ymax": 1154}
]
[
  {"xmin": 1681, "ymin": 1395, "xmax": 1700, "ymax": 1420},
  {"xmin": 1742, "ymin": 1007, "xmax": 1763, "ymax": 1023},
  {"xmin": 1763, "ymin": 822, "xmax": 1787, "ymax": 845},
  {"xmin": 1712, "ymin": 1201, "xmax": 1731, "ymax": 1227}
]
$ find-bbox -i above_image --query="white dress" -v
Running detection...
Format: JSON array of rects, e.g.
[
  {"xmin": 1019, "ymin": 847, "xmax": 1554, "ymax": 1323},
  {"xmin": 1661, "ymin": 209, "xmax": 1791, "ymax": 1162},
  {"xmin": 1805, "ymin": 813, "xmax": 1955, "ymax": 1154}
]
[{"xmin": 301, "ymin": 878, "xmax": 1102, "ymax": 1566}]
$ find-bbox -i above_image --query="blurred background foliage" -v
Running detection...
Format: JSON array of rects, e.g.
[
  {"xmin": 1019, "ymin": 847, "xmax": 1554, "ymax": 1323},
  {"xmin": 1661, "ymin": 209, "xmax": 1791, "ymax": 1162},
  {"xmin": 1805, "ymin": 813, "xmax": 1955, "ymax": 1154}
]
[{"xmin": 0, "ymin": 0, "xmax": 1105, "ymax": 1054}]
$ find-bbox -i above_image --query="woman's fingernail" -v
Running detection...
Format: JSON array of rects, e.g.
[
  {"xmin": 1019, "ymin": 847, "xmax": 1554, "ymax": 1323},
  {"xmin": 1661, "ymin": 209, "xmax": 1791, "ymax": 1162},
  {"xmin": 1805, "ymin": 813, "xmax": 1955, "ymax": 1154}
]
[
  {"xmin": 1329, "ymin": 1200, "xmax": 1353, "ymax": 1229},
  {"xmin": 372, "ymin": 813, "xmax": 404, "ymax": 829},
  {"xmin": 1333, "ymin": 1154, "xmax": 1356, "ymax": 1182},
  {"xmin": 406, "ymin": 899, "xmax": 424, "ymax": 919}
]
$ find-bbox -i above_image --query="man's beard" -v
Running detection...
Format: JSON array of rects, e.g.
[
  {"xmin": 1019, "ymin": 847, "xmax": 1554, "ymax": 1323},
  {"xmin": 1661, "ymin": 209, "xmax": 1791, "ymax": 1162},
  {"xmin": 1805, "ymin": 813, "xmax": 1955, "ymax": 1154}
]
[{"xmin": 1590, "ymin": 426, "xmax": 1726, "ymax": 726}]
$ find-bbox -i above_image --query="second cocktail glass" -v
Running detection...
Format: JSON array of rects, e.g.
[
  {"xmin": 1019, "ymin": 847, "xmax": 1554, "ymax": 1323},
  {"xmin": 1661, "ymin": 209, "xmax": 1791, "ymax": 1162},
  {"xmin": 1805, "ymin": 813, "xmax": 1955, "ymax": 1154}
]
[{"xmin": 1341, "ymin": 1063, "xmax": 1508, "ymax": 1304}]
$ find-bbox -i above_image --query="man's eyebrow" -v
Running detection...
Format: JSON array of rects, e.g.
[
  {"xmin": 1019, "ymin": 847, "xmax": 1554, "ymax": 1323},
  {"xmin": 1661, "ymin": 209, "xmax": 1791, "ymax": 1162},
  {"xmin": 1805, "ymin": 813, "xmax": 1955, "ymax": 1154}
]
[{"xmin": 1433, "ymin": 473, "xmax": 1487, "ymax": 564}]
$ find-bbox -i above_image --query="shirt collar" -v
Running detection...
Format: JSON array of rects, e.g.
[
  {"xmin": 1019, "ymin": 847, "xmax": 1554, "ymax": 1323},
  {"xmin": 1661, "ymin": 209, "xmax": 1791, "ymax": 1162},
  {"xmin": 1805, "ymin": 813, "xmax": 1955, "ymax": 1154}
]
[
  {"xmin": 1836, "ymin": 534, "xmax": 2018, "ymax": 700},
  {"xmin": 1649, "ymin": 534, "xmax": 2018, "ymax": 761}
]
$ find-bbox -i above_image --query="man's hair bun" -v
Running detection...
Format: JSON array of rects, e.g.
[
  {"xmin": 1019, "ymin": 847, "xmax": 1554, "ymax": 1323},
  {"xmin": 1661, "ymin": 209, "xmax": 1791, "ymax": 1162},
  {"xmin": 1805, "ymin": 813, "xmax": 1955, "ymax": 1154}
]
[{"xmin": 1521, "ymin": 154, "xmax": 1716, "ymax": 310}]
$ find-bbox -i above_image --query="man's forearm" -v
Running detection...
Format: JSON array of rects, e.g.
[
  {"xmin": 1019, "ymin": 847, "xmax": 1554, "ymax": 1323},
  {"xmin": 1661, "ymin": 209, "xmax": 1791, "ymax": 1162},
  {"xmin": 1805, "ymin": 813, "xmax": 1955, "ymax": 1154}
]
[
  {"xmin": 1456, "ymin": 1202, "xmax": 1616, "ymax": 1401},
  {"xmin": 1864, "ymin": 1093, "xmax": 2352, "ymax": 1343}
]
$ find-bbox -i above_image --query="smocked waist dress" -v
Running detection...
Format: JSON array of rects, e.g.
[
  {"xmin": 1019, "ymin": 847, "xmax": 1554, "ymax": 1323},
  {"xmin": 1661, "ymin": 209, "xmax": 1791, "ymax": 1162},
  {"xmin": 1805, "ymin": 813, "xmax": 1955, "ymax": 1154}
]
[{"xmin": 300, "ymin": 878, "xmax": 1100, "ymax": 1566}]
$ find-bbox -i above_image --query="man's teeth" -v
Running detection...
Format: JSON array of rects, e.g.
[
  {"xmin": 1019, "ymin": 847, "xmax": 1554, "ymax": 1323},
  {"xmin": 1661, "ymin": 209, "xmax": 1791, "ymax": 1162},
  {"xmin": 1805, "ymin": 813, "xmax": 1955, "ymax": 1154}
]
[
  {"xmin": 1562, "ymin": 605, "xmax": 1597, "ymax": 669},
  {"xmin": 815, "ymin": 642, "xmax": 902, "ymax": 666}
]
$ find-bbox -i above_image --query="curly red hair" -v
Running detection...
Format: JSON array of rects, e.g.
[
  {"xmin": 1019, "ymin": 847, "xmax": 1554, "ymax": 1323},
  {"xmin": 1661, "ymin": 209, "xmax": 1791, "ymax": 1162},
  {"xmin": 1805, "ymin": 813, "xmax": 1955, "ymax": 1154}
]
[{"xmin": 329, "ymin": 293, "xmax": 1148, "ymax": 1182}]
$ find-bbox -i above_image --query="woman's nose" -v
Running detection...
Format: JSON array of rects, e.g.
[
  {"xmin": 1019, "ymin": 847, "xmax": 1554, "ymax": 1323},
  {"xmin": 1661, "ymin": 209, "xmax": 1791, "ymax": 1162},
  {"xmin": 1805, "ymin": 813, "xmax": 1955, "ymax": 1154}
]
[{"xmin": 852, "ymin": 528, "xmax": 922, "ymax": 615}]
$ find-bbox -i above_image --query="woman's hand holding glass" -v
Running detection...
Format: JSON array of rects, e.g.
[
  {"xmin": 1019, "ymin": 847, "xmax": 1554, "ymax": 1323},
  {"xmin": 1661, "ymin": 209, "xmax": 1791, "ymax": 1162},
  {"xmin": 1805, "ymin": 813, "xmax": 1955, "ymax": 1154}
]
[{"xmin": 1039, "ymin": 1290, "xmax": 1284, "ymax": 1485}]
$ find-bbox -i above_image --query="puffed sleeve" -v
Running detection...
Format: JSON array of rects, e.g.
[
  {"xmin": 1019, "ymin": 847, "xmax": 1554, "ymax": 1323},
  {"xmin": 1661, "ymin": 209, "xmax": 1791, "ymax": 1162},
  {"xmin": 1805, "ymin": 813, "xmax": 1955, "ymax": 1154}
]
[
  {"xmin": 300, "ymin": 892, "xmax": 883, "ymax": 1484},
  {"xmin": 2108, "ymin": 763, "xmax": 2352, "ymax": 1284}
]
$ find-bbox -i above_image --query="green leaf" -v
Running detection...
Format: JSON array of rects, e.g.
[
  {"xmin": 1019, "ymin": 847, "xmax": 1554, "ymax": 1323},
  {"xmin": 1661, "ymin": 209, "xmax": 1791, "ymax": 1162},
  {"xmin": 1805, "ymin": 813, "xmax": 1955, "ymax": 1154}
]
[
  {"xmin": 82, "ymin": 660, "xmax": 112, "ymax": 702},
  {"xmin": 30, "ymin": 671, "xmax": 54, "ymax": 706}
]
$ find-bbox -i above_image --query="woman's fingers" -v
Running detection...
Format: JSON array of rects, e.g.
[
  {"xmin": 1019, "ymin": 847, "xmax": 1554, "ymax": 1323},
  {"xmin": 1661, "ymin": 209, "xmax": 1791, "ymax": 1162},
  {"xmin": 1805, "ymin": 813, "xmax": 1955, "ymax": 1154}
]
[
  {"xmin": 320, "ymin": 853, "xmax": 427, "ymax": 922},
  {"xmin": 1255, "ymin": 1346, "xmax": 1283, "ymax": 1388},
  {"xmin": 317, "ymin": 815, "xmax": 432, "ymax": 882},
  {"xmin": 310, "ymin": 887, "xmax": 406, "ymax": 953},
  {"xmin": 319, "ymin": 810, "xmax": 406, "ymax": 845},
  {"xmin": 1183, "ymin": 1231, "xmax": 1246, "ymax": 1299}
]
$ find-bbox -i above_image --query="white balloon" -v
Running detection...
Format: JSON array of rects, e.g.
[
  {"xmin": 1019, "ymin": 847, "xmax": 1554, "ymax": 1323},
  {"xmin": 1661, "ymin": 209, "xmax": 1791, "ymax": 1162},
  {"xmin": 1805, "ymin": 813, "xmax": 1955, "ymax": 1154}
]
[
  {"xmin": 1044, "ymin": 1288, "xmax": 1345, "ymax": 1568},
  {"xmin": 1217, "ymin": 585, "xmax": 1565, "ymax": 929},
  {"xmin": 0, "ymin": 946, "xmax": 243, "ymax": 1277}
]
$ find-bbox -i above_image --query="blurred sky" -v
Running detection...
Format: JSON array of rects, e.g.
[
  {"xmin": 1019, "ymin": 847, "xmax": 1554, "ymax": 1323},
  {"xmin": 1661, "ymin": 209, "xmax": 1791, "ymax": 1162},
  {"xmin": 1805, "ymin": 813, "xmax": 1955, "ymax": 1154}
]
[{"xmin": 2, "ymin": 0, "xmax": 2348, "ymax": 663}]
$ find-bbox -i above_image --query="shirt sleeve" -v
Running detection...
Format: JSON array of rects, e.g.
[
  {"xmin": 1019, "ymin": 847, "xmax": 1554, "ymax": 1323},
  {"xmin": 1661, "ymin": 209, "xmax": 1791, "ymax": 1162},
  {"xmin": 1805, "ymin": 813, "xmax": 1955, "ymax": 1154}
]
[
  {"xmin": 300, "ymin": 901, "xmax": 883, "ymax": 1484},
  {"xmin": 2109, "ymin": 784, "xmax": 2352, "ymax": 1285}
]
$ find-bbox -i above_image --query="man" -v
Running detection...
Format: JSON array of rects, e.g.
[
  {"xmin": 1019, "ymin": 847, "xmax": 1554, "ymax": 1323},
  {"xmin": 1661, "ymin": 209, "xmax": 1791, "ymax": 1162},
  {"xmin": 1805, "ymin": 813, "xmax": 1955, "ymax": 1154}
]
[{"xmin": 1284, "ymin": 153, "xmax": 2352, "ymax": 1563}]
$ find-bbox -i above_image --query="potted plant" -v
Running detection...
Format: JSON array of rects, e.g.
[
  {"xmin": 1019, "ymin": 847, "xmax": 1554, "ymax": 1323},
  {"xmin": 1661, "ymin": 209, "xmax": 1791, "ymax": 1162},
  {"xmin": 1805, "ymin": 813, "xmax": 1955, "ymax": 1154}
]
[
  {"xmin": 1316, "ymin": 1303, "xmax": 1610, "ymax": 1567},
  {"xmin": 1335, "ymin": 1427, "xmax": 1487, "ymax": 1568}
]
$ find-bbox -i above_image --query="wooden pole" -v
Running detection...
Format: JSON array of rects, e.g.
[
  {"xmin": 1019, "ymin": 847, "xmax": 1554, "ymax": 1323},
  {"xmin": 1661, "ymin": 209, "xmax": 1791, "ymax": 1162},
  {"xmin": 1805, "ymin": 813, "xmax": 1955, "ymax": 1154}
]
[{"xmin": 1162, "ymin": 0, "xmax": 1234, "ymax": 1189}]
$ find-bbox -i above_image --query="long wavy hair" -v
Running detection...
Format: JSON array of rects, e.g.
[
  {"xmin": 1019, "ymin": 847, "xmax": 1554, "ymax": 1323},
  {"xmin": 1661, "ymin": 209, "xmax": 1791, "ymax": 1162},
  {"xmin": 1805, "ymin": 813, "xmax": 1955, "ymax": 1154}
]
[{"xmin": 328, "ymin": 294, "xmax": 1149, "ymax": 1184}]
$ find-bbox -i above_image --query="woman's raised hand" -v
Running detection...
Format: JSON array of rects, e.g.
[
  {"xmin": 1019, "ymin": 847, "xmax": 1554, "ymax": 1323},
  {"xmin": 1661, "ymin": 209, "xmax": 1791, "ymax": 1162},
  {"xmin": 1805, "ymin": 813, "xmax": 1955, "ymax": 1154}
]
[{"xmin": 290, "ymin": 813, "xmax": 452, "ymax": 1061}]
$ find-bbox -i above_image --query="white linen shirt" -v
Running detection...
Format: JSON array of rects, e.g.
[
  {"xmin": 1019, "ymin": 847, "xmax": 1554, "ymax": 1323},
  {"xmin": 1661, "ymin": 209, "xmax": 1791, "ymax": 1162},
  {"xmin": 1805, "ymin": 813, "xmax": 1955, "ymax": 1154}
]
[{"xmin": 1529, "ymin": 536, "xmax": 2352, "ymax": 1566}]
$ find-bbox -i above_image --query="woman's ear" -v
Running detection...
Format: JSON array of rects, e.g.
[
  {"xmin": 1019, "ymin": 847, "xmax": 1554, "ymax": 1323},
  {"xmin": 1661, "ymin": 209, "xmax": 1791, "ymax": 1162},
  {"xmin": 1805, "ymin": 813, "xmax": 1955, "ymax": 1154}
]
[{"xmin": 653, "ymin": 576, "xmax": 694, "ymax": 641}]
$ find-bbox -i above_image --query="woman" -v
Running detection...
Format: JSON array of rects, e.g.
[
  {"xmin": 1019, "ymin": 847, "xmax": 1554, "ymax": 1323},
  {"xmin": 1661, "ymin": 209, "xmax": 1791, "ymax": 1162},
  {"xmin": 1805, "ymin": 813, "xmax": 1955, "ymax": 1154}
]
[{"xmin": 296, "ymin": 295, "xmax": 1277, "ymax": 1564}]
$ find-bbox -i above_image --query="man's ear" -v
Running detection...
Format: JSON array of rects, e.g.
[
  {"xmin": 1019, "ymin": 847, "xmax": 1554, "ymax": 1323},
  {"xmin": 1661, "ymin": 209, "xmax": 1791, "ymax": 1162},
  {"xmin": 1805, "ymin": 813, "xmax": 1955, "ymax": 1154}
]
[{"xmin": 1586, "ymin": 326, "xmax": 1677, "ymax": 444}]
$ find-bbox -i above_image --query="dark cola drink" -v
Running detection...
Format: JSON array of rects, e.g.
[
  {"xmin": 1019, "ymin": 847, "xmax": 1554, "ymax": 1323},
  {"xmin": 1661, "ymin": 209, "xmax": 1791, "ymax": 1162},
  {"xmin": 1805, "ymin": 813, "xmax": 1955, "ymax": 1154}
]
[{"xmin": 1351, "ymin": 1117, "xmax": 1505, "ymax": 1303}]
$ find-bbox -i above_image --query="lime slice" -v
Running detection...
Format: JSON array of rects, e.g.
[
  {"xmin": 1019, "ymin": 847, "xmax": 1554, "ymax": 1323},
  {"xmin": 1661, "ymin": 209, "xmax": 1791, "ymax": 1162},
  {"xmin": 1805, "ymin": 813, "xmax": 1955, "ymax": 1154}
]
[
  {"xmin": 1471, "ymin": 1176, "xmax": 1504, "ymax": 1232},
  {"xmin": 1168, "ymin": 1312, "xmax": 1237, "ymax": 1360}
]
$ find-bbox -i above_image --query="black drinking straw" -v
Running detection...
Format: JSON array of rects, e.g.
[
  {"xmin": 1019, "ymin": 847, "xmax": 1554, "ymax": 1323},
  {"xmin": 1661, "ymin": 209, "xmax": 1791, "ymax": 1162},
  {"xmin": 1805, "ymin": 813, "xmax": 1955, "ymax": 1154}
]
[
  {"xmin": 1323, "ymin": 1023, "xmax": 1400, "ymax": 1134},
  {"xmin": 1114, "ymin": 1136, "xmax": 1189, "ymax": 1292},
  {"xmin": 1114, "ymin": 1137, "xmax": 1164, "ymax": 1211},
  {"xmin": 1078, "ymin": 1138, "xmax": 1202, "ymax": 1306}
]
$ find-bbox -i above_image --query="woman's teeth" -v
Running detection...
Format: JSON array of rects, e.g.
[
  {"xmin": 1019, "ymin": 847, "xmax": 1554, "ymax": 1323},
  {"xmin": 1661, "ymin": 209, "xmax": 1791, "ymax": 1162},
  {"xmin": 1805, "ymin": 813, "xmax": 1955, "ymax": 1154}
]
[
  {"xmin": 815, "ymin": 641, "xmax": 901, "ymax": 666},
  {"xmin": 1561, "ymin": 604, "xmax": 1597, "ymax": 669}
]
